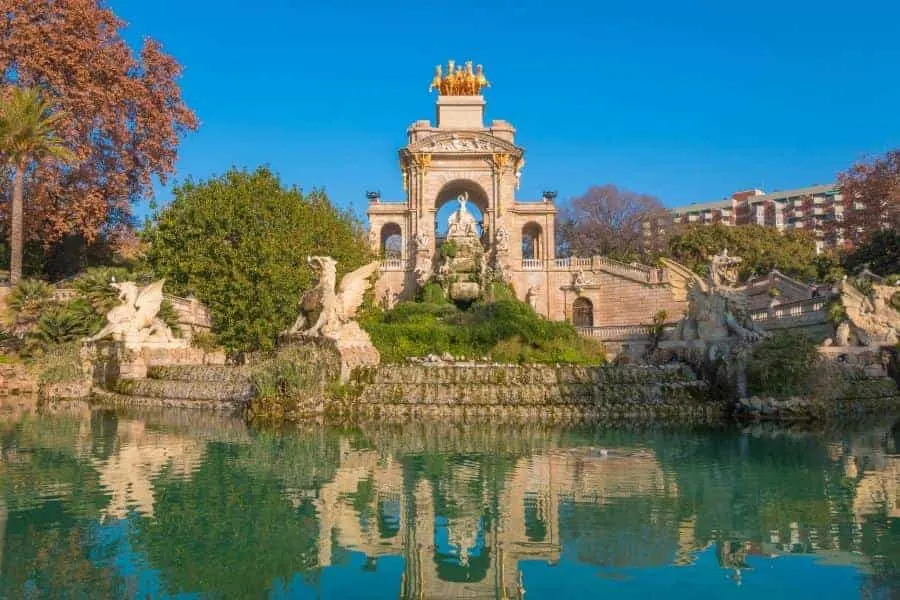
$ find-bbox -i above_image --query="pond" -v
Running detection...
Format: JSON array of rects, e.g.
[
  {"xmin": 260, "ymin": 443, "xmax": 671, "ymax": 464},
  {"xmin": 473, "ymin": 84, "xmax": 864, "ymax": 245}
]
[{"xmin": 2, "ymin": 401, "xmax": 900, "ymax": 599}]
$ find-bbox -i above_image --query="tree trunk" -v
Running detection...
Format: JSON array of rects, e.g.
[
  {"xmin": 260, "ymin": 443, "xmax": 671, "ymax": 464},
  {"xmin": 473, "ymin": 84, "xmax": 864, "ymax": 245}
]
[{"xmin": 9, "ymin": 163, "xmax": 24, "ymax": 285}]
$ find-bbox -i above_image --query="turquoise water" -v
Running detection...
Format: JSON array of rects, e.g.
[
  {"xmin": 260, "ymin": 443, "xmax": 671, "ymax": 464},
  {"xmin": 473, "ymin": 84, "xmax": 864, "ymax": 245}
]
[{"xmin": 2, "ymin": 403, "xmax": 900, "ymax": 599}]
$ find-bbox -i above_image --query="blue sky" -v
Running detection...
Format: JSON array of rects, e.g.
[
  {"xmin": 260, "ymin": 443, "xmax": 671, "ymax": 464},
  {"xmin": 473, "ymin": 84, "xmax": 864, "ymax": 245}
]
[{"xmin": 111, "ymin": 0, "xmax": 900, "ymax": 221}]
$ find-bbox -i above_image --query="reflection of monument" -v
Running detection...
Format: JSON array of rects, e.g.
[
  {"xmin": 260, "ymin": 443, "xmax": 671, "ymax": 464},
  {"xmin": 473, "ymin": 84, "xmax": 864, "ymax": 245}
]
[
  {"xmin": 93, "ymin": 419, "xmax": 205, "ymax": 519},
  {"xmin": 310, "ymin": 439, "xmax": 679, "ymax": 599}
]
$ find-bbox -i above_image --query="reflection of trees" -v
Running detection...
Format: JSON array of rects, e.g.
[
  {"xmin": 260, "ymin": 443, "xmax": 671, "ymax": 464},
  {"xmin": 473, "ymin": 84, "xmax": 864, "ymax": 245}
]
[
  {"xmin": 0, "ymin": 413, "xmax": 124, "ymax": 598},
  {"xmin": 130, "ymin": 443, "xmax": 325, "ymax": 598}
]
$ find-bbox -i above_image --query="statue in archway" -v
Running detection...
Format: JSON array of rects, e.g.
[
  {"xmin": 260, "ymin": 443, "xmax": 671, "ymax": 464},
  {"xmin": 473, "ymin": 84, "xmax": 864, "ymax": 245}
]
[{"xmin": 447, "ymin": 192, "xmax": 477, "ymax": 239}]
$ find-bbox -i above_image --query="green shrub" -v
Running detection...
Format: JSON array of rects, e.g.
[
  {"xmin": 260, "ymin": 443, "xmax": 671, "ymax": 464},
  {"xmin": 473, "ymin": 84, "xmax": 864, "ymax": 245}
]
[
  {"xmin": 37, "ymin": 343, "xmax": 83, "ymax": 384},
  {"xmin": 191, "ymin": 330, "xmax": 220, "ymax": 352},
  {"xmin": 72, "ymin": 267, "xmax": 136, "ymax": 314},
  {"xmin": 362, "ymin": 297, "xmax": 605, "ymax": 365},
  {"xmin": 8, "ymin": 279, "xmax": 54, "ymax": 323},
  {"xmin": 143, "ymin": 167, "xmax": 372, "ymax": 355},
  {"xmin": 24, "ymin": 300, "xmax": 98, "ymax": 357},
  {"xmin": 746, "ymin": 330, "xmax": 821, "ymax": 397},
  {"xmin": 418, "ymin": 283, "xmax": 448, "ymax": 305},
  {"xmin": 440, "ymin": 240, "xmax": 458, "ymax": 259},
  {"xmin": 157, "ymin": 299, "xmax": 182, "ymax": 337}
]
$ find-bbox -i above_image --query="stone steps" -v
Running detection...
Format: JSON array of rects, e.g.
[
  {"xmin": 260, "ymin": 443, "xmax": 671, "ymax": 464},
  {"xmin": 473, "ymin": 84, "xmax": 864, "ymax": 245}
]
[
  {"xmin": 356, "ymin": 381, "xmax": 706, "ymax": 406},
  {"xmin": 359, "ymin": 364, "xmax": 698, "ymax": 386},
  {"xmin": 113, "ymin": 378, "xmax": 253, "ymax": 402},
  {"xmin": 92, "ymin": 389, "xmax": 243, "ymax": 412},
  {"xmin": 146, "ymin": 365, "xmax": 250, "ymax": 383}
]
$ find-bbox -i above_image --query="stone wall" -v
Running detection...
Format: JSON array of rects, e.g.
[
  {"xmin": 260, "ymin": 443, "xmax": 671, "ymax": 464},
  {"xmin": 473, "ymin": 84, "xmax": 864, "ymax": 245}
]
[{"xmin": 342, "ymin": 363, "xmax": 717, "ymax": 421}]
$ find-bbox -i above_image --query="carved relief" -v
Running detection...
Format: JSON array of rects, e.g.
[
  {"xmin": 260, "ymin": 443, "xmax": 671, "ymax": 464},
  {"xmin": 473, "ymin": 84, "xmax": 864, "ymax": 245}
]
[{"xmin": 409, "ymin": 132, "xmax": 520, "ymax": 156}]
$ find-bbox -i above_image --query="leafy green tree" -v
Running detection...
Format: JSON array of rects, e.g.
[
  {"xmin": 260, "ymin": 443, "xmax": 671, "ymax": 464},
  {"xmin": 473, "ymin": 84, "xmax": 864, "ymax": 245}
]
[
  {"xmin": 0, "ymin": 87, "xmax": 74, "ymax": 284},
  {"xmin": 143, "ymin": 167, "xmax": 371, "ymax": 354},
  {"xmin": 666, "ymin": 224, "xmax": 819, "ymax": 282}
]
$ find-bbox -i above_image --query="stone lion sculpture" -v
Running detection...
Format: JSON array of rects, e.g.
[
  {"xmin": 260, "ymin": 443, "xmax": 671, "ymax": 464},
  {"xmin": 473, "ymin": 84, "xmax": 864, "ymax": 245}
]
[
  {"xmin": 662, "ymin": 252, "xmax": 767, "ymax": 344},
  {"xmin": 85, "ymin": 279, "xmax": 179, "ymax": 344},
  {"xmin": 831, "ymin": 278, "xmax": 900, "ymax": 347}
]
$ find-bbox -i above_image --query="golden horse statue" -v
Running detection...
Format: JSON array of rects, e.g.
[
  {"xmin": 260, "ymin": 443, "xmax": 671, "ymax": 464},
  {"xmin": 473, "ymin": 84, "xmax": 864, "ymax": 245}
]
[{"xmin": 430, "ymin": 60, "xmax": 489, "ymax": 96}]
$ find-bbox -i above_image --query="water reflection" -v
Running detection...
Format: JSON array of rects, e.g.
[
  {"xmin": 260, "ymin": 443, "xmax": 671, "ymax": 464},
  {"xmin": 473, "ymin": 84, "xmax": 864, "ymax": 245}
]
[{"xmin": 2, "ymin": 405, "xmax": 900, "ymax": 598}]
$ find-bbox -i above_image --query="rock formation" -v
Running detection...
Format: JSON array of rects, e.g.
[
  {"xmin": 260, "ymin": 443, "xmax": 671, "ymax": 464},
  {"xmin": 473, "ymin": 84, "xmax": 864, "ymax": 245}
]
[{"xmin": 829, "ymin": 279, "xmax": 900, "ymax": 347}]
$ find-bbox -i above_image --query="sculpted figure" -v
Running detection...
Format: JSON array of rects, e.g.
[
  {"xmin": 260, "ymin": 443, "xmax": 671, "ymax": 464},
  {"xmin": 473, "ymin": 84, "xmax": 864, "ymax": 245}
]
[
  {"xmin": 447, "ymin": 192, "xmax": 477, "ymax": 238},
  {"xmin": 831, "ymin": 279, "xmax": 900, "ymax": 346},
  {"xmin": 414, "ymin": 257, "xmax": 433, "ymax": 287},
  {"xmin": 414, "ymin": 230, "xmax": 431, "ymax": 254},
  {"xmin": 286, "ymin": 257, "xmax": 380, "ymax": 339},
  {"xmin": 428, "ymin": 65, "xmax": 443, "ymax": 93},
  {"xmin": 495, "ymin": 226, "xmax": 510, "ymax": 253},
  {"xmin": 526, "ymin": 286, "xmax": 539, "ymax": 311},
  {"xmin": 572, "ymin": 270, "xmax": 593, "ymax": 288},
  {"xmin": 86, "ymin": 279, "xmax": 177, "ymax": 343},
  {"xmin": 663, "ymin": 255, "xmax": 767, "ymax": 344},
  {"xmin": 475, "ymin": 64, "xmax": 489, "ymax": 93}
]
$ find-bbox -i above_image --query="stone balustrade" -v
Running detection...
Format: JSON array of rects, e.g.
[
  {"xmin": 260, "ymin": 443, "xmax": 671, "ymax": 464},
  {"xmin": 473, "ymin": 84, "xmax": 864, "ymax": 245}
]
[
  {"xmin": 380, "ymin": 258, "xmax": 407, "ymax": 271},
  {"xmin": 521, "ymin": 256, "xmax": 667, "ymax": 284},
  {"xmin": 750, "ymin": 297, "xmax": 829, "ymax": 324},
  {"xmin": 577, "ymin": 324, "xmax": 677, "ymax": 341}
]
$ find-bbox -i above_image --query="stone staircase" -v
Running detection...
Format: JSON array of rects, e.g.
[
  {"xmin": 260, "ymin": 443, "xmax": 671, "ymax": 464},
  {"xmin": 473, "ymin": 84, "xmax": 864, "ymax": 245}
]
[{"xmin": 94, "ymin": 364, "xmax": 253, "ymax": 413}]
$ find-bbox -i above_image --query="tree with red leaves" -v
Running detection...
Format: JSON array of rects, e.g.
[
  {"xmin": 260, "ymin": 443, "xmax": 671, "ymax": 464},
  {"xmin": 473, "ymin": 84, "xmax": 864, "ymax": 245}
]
[
  {"xmin": 0, "ymin": 0, "xmax": 197, "ymax": 273},
  {"xmin": 832, "ymin": 150, "xmax": 900, "ymax": 249}
]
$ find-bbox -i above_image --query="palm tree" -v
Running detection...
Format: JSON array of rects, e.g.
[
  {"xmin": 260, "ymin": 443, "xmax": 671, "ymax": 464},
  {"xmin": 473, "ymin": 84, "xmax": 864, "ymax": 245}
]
[{"xmin": 0, "ymin": 87, "xmax": 74, "ymax": 284}]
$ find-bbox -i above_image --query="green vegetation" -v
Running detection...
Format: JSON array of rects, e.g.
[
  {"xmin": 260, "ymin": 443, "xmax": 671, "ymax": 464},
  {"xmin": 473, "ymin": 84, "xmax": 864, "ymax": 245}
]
[
  {"xmin": 248, "ymin": 345, "xmax": 342, "ymax": 421},
  {"xmin": 143, "ymin": 167, "xmax": 371, "ymax": 356},
  {"xmin": 843, "ymin": 229, "xmax": 900, "ymax": 277},
  {"xmin": 667, "ymin": 224, "xmax": 822, "ymax": 282},
  {"xmin": 36, "ymin": 343, "xmax": 83, "ymax": 385},
  {"xmin": 746, "ymin": 330, "xmax": 821, "ymax": 397},
  {"xmin": 361, "ymin": 291, "xmax": 606, "ymax": 364}
]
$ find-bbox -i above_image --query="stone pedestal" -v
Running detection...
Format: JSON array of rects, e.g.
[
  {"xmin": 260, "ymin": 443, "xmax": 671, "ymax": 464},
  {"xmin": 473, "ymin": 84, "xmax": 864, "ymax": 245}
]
[{"xmin": 436, "ymin": 95, "xmax": 485, "ymax": 129}]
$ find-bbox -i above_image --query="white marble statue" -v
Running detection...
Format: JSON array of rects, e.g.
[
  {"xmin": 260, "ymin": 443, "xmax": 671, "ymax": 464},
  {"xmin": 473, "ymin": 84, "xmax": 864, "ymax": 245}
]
[
  {"xmin": 663, "ymin": 254, "xmax": 767, "ymax": 344},
  {"xmin": 447, "ymin": 192, "xmax": 477, "ymax": 238},
  {"xmin": 286, "ymin": 256, "xmax": 379, "ymax": 339},
  {"xmin": 85, "ymin": 279, "xmax": 178, "ymax": 344}
]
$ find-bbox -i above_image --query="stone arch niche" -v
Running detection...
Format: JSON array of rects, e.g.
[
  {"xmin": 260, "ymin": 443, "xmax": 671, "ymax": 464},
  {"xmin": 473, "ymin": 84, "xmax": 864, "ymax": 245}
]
[
  {"xmin": 380, "ymin": 222, "xmax": 403, "ymax": 259},
  {"xmin": 572, "ymin": 297, "xmax": 594, "ymax": 328},
  {"xmin": 433, "ymin": 179, "xmax": 490, "ymax": 248},
  {"xmin": 521, "ymin": 222, "xmax": 544, "ymax": 260}
]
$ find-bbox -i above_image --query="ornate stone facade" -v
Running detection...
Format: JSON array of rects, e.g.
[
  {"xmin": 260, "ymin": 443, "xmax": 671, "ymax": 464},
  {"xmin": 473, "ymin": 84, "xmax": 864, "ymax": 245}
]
[{"xmin": 369, "ymin": 65, "xmax": 686, "ymax": 330}]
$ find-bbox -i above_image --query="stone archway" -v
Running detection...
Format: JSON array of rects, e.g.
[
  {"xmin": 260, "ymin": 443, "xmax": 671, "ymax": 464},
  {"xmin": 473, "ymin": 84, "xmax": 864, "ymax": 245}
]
[
  {"xmin": 572, "ymin": 297, "xmax": 594, "ymax": 328},
  {"xmin": 433, "ymin": 180, "xmax": 491, "ymax": 248},
  {"xmin": 521, "ymin": 222, "xmax": 544, "ymax": 260},
  {"xmin": 380, "ymin": 222, "xmax": 403, "ymax": 259}
]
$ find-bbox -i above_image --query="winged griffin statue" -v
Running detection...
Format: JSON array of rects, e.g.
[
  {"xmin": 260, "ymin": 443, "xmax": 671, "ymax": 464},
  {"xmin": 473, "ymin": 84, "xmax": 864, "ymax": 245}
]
[
  {"xmin": 85, "ymin": 280, "xmax": 179, "ymax": 344},
  {"xmin": 285, "ymin": 256, "xmax": 380, "ymax": 340},
  {"xmin": 661, "ymin": 250, "xmax": 767, "ymax": 344}
]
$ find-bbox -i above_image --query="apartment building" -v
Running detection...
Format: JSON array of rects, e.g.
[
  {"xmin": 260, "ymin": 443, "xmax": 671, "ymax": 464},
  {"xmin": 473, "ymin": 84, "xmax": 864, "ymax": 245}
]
[{"xmin": 645, "ymin": 184, "xmax": 844, "ymax": 253}]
